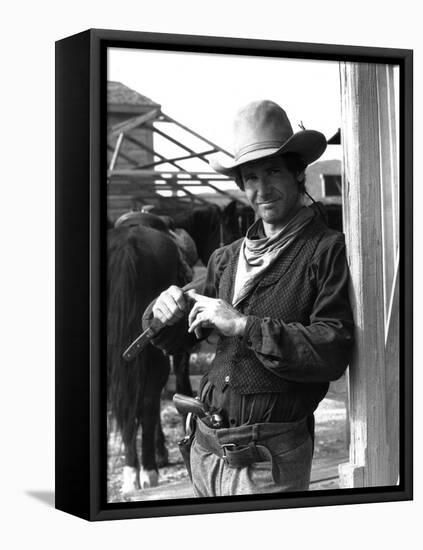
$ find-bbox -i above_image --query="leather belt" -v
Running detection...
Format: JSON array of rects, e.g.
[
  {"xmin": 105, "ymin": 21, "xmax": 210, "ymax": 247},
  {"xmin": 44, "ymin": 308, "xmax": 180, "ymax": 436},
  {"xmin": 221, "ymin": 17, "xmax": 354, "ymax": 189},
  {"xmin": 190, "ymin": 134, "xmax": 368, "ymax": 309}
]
[{"xmin": 195, "ymin": 416, "xmax": 309, "ymax": 484}]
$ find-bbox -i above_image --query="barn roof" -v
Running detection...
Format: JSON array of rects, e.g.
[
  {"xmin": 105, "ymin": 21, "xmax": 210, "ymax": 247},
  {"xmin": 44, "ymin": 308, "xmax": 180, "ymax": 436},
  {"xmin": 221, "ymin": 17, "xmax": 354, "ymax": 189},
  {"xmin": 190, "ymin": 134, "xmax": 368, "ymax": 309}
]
[
  {"xmin": 107, "ymin": 82, "xmax": 243, "ymax": 220},
  {"xmin": 108, "ymin": 81, "xmax": 160, "ymax": 108}
]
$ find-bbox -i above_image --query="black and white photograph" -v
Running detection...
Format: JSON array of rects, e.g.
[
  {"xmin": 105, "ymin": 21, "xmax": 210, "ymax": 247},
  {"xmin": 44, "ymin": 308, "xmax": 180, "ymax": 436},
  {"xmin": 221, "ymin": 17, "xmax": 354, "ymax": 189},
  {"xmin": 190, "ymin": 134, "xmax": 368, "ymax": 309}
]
[
  {"xmin": 105, "ymin": 44, "xmax": 403, "ymax": 504},
  {"xmin": 3, "ymin": 0, "xmax": 421, "ymax": 546}
]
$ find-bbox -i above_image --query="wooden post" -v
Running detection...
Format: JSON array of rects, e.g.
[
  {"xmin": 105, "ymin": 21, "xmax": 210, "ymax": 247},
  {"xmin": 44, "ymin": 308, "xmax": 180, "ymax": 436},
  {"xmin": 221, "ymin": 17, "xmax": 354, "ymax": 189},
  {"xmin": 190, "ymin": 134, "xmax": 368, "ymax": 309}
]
[
  {"xmin": 376, "ymin": 64, "xmax": 400, "ymax": 485},
  {"xmin": 108, "ymin": 132, "xmax": 124, "ymax": 172},
  {"xmin": 338, "ymin": 63, "xmax": 399, "ymax": 488}
]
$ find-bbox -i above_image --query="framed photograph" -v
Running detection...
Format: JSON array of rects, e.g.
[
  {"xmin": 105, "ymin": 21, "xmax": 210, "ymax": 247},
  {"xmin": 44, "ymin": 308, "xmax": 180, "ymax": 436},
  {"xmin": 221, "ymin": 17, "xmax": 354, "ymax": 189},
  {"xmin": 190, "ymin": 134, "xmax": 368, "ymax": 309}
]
[{"xmin": 55, "ymin": 29, "xmax": 413, "ymax": 521}]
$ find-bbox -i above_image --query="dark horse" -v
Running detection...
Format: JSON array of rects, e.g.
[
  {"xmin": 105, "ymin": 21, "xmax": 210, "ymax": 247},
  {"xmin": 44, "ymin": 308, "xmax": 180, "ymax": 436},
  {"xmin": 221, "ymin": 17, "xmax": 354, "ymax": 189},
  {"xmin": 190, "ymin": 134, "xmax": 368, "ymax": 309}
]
[
  {"xmin": 107, "ymin": 203, "xmax": 255, "ymax": 496},
  {"xmin": 172, "ymin": 204, "xmax": 222, "ymax": 264},
  {"xmin": 221, "ymin": 200, "xmax": 255, "ymax": 245},
  {"xmin": 107, "ymin": 224, "xmax": 186, "ymax": 494}
]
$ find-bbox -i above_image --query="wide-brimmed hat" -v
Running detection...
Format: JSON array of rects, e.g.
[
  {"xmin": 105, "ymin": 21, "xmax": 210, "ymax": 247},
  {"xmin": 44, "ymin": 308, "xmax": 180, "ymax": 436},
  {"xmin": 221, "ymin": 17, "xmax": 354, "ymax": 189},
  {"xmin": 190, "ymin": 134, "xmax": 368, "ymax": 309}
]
[{"xmin": 210, "ymin": 100, "xmax": 327, "ymax": 177}]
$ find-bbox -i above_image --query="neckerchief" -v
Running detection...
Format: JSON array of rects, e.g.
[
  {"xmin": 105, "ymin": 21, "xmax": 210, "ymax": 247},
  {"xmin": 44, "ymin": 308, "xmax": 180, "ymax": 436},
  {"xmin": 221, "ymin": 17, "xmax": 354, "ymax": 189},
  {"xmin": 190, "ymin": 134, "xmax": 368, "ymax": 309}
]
[{"xmin": 232, "ymin": 206, "xmax": 315, "ymax": 307}]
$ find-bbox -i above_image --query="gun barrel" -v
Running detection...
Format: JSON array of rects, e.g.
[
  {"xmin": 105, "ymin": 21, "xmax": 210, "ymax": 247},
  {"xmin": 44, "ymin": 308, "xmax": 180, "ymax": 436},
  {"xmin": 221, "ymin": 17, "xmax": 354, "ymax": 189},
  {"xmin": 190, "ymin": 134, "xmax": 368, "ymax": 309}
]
[{"xmin": 173, "ymin": 393, "xmax": 207, "ymax": 418}]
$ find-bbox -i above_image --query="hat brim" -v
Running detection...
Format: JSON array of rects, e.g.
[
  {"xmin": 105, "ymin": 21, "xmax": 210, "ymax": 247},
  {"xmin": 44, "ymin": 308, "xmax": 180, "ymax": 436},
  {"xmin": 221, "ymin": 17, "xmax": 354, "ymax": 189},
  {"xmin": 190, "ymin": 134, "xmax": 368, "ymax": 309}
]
[{"xmin": 210, "ymin": 130, "xmax": 327, "ymax": 177}]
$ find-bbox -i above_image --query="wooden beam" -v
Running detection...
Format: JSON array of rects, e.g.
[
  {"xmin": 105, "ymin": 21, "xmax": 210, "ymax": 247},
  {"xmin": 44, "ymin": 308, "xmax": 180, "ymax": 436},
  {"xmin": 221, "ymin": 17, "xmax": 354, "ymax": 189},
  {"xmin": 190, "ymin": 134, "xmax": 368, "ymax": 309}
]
[
  {"xmin": 154, "ymin": 177, "xmax": 211, "ymax": 206},
  {"xmin": 338, "ymin": 62, "xmax": 398, "ymax": 488},
  {"xmin": 108, "ymin": 132, "xmax": 124, "ymax": 172},
  {"xmin": 146, "ymin": 122, "xmax": 245, "ymax": 205},
  {"xmin": 108, "ymin": 169, "xmax": 232, "ymax": 179},
  {"xmin": 376, "ymin": 64, "xmax": 399, "ymax": 325},
  {"xmin": 124, "ymin": 133, "xmax": 194, "ymax": 173},
  {"xmin": 108, "ymin": 108, "xmax": 160, "ymax": 137},
  {"xmin": 161, "ymin": 112, "xmax": 233, "ymax": 157},
  {"xmin": 139, "ymin": 149, "xmax": 217, "ymax": 169},
  {"xmin": 110, "ymin": 118, "xmax": 245, "ymax": 207},
  {"xmin": 108, "ymin": 103, "xmax": 160, "ymax": 115},
  {"xmin": 377, "ymin": 66, "xmax": 399, "ymax": 485},
  {"xmin": 384, "ymin": 257, "xmax": 399, "ymax": 484},
  {"xmin": 146, "ymin": 124, "xmax": 213, "ymax": 169},
  {"xmin": 203, "ymin": 180, "xmax": 247, "ymax": 204},
  {"xmin": 107, "ymin": 143, "xmax": 139, "ymax": 167}
]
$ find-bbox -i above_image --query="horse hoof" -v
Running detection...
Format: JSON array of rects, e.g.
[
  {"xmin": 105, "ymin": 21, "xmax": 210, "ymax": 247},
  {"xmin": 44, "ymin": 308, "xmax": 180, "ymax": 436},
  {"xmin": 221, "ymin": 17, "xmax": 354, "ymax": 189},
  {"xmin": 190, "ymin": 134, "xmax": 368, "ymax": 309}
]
[
  {"xmin": 139, "ymin": 468, "xmax": 159, "ymax": 489},
  {"xmin": 121, "ymin": 466, "xmax": 141, "ymax": 495}
]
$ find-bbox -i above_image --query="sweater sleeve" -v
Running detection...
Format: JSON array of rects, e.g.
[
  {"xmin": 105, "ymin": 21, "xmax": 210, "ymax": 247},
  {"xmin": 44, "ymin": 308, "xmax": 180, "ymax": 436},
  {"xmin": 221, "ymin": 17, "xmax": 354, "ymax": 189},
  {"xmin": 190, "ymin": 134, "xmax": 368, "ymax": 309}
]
[{"xmin": 241, "ymin": 237, "xmax": 354, "ymax": 383}]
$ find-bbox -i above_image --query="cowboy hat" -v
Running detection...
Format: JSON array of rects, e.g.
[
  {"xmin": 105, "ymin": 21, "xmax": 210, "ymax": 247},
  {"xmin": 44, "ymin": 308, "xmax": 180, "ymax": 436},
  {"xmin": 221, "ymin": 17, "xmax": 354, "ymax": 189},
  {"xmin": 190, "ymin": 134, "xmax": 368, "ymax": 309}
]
[{"xmin": 210, "ymin": 100, "xmax": 327, "ymax": 177}]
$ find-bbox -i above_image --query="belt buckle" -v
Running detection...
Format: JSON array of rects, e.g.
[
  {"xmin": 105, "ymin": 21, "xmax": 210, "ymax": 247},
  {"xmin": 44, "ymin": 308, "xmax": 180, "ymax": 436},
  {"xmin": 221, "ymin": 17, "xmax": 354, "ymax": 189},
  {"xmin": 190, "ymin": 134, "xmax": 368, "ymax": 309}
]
[{"xmin": 221, "ymin": 443, "xmax": 236, "ymax": 463}]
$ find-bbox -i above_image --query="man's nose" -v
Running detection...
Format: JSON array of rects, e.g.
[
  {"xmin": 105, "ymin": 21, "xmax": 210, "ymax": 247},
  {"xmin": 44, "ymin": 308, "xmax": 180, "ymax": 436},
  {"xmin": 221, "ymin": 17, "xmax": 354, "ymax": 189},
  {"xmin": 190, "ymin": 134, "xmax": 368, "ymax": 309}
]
[{"xmin": 256, "ymin": 176, "xmax": 271, "ymax": 196}]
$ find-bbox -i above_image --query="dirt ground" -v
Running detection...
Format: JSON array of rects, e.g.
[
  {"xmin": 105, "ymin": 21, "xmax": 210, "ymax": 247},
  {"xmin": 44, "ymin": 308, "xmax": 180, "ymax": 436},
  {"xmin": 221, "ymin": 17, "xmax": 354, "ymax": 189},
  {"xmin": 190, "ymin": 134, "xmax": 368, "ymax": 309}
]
[{"xmin": 107, "ymin": 387, "xmax": 347, "ymax": 503}]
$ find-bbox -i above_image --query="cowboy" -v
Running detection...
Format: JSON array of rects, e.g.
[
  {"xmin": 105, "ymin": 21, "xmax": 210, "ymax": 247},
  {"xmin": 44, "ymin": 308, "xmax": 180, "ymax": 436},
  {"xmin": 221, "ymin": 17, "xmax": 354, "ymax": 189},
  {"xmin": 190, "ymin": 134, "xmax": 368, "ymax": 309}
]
[{"xmin": 144, "ymin": 100, "xmax": 354, "ymax": 496}]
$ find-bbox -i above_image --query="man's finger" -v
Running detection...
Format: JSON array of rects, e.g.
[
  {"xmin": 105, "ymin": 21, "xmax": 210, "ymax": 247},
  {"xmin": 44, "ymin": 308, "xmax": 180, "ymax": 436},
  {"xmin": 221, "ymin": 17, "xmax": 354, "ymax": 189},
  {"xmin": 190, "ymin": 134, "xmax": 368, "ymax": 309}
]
[
  {"xmin": 153, "ymin": 305, "xmax": 176, "ymax": 325},
  {"xmin": 186, "ymin": 289, "xmax": 213, "ymax": 303},
  {"xmin": 188, "ymin": 315, "xmax": 201, "ymax": 335},
  {"xmin": 153, "ymin": 301, "xmax": 172, "ymax": 319},
  {"xmin": 153, "ymin": 295, "xmax": 184, "ymax": 325},
  {"xmin": 168, "ymin": 286, "xmax": 187, "ymax": 310},
  {"xmin": 160, "ymin": 292, "xmax": 184, "ymax": 314},
  {"xmin": 188, "ymin": 313, "xmax": 211, "ymax": 337},
  {"xmin": 188, "ymin": 302, "xmax": 204, "ymax": 327},
  {"xmin": 191, "ymin": 320, "xmax": 214, "ymax": 339},
  {"xmin": 188, "ymin": 308, "xmax": 203, "ymax": 333}
]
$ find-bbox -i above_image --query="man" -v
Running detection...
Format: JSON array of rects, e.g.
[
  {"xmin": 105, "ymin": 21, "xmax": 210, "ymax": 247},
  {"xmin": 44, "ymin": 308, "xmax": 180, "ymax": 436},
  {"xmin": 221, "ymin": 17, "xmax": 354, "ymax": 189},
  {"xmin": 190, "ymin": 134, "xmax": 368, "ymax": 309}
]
[{"xmin": 144, "ymin": 100, "xmax": 354, "ymax": 497}]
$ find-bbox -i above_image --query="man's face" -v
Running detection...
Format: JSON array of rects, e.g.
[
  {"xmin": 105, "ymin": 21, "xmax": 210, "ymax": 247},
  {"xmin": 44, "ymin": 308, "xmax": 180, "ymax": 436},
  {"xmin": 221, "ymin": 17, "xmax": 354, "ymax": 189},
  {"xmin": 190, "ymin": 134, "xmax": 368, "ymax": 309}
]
[{"xmin": 240, "ymin": 156, "xmax": 303, "ymax": 229}]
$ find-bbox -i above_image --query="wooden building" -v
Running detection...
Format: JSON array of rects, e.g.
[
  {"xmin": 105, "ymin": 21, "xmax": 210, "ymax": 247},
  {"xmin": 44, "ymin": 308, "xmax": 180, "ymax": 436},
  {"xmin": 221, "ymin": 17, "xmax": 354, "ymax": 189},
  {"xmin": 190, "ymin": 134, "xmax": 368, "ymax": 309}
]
[
  {"xmin": 108, "ymin": 81, "xmax": 159, "ymax": 168},
  {"xmin": 306, "ymin": 158, "xmax": 343, "ymax": 231},
  {"xmin": 107, "ymin": 81, "xmax": 243, "ymax": 223},
  {"xmin": 107, "ymin": 82, "xmax": 160, "ymax": 221}
]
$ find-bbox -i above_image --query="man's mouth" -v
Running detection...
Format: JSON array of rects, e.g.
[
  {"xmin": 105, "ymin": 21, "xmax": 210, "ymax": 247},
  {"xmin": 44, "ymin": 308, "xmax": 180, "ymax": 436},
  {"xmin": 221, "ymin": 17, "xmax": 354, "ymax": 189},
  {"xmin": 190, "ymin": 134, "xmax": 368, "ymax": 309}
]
[{"xmin": 257, "ymin": 198, "xmax": 279, "ymax": 205}]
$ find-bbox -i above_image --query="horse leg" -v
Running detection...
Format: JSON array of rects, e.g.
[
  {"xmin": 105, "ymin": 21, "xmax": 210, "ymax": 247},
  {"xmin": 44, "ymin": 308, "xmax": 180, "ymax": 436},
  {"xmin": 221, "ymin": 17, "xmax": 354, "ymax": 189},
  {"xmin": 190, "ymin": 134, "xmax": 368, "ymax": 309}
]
[
  {"xmin": 139, "ymin": 393, "xmax": 160, "ymax": 489},
  {"xmin": 155, "ymin": 416, "xmax": 169, "ymax": 468},
  {"xmin": 173, "ymin": 351, "xmax": 193, "ymax": 431},
  {"xmin": 139, "ymin": 349, "xmax": 170, "ymax": 488},
  {"xmin": 173, "ymin": 352, "xmax": 193, "ymax": 396},
  {"xmin": 121, "ymin": 421, "xmax": 141, "ymax": 496}
]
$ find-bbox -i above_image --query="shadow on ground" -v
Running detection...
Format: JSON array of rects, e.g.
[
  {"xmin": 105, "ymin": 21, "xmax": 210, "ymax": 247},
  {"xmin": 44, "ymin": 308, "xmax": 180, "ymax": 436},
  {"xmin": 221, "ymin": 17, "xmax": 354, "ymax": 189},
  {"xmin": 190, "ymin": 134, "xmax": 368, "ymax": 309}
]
[{"xmin": 26, "ymin": 490, "xmax": 55, "ymax": 508}]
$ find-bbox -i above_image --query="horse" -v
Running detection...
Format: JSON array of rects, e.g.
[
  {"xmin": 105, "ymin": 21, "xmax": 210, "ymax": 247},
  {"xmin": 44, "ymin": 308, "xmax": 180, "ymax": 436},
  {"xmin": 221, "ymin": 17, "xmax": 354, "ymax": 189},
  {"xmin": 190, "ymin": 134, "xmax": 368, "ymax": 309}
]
[
  {"xmin": 114, "ymin": 211, "xmax": 196, "ymax": 400},
  {"xmin": 221, "ymin": 200, "xmax": 255, "ymax": 244},
  {"xmin": 107, "ymin": 224, "xmax": 188, "ymax": 495},
  {"xmin": 172, "ymin": 204, "xmax": 222, "ymax": 264}
]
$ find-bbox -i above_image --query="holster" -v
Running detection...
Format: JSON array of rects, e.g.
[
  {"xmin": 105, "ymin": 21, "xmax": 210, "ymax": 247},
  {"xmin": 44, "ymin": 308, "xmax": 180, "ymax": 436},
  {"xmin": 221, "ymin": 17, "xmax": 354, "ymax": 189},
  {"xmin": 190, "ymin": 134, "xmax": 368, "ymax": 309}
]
[
  {"xmin": 177, "ymin": 413, "xmax": 196, "ymax": 480},
  {"xmin": 178, "ymin": 434, "xmax": 194, "ymax": 481}
]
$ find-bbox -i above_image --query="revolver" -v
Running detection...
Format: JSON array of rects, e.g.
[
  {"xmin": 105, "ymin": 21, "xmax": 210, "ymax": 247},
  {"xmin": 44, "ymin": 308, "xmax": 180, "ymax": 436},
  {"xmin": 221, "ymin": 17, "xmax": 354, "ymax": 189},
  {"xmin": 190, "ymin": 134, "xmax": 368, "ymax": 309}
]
[{"xmin": 173, "ymin": 393, "xmax": 224, "ymax": 429}]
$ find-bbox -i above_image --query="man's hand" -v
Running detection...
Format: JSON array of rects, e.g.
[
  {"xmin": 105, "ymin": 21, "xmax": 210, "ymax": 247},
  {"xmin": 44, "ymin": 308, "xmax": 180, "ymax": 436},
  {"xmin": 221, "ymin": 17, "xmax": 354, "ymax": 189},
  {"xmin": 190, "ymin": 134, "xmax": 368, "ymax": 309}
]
[
  {"xmin": 152, "ymin": 285, "xmax": 188, "ymax": 326},
  {"xmin": 187, "ymin": 290, "xmax": 247, "ymax": 339}
]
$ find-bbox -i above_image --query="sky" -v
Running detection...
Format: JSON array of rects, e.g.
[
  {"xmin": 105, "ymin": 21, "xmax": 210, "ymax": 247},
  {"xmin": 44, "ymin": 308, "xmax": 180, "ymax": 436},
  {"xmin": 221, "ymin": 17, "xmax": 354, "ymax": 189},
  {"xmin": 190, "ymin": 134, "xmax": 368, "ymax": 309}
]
[{"xmin": 108, "ymin": 47, "xmax": 343, "ymax": 165}]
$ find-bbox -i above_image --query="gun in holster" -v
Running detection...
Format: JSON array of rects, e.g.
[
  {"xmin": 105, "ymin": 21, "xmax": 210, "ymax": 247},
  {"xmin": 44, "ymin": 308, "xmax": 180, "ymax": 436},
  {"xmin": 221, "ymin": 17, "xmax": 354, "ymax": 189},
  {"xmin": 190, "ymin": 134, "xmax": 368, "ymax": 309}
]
[
  {"xmin": 173, "ymin": 393, "xmax": 224, "ymax": 430},
  {"xmin": 173, "ymin": 394, "xmax": 224, "ymax": 480}
]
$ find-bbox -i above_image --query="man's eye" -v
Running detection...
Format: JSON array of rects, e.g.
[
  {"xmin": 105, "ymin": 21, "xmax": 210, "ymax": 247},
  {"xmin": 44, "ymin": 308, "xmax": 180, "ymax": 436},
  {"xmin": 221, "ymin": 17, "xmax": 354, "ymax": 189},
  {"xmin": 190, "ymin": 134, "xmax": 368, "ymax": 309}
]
[{"xmin": 270, "ymin": 169, "xmax": 280, "ymax": 174}]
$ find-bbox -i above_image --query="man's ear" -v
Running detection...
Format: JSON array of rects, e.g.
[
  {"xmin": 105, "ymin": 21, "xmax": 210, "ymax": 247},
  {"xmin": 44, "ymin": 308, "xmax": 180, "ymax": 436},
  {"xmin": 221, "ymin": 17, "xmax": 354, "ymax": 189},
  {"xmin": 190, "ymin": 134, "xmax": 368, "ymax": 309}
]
[
  {"xmin": 235, "ymin": 170, "xmax": 244, "ymax": 190},
  {"xmin": 296, "ymin": 171, "xmax": 305, "ymax": 183}
]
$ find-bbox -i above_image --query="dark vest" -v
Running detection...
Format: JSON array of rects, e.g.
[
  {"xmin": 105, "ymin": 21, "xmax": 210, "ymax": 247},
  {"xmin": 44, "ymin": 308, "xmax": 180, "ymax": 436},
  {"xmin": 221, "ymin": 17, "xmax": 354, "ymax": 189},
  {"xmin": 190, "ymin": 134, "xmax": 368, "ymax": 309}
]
[{"xmin": 207, "ymin": 217, "xmax": 332, "ymax": 395}]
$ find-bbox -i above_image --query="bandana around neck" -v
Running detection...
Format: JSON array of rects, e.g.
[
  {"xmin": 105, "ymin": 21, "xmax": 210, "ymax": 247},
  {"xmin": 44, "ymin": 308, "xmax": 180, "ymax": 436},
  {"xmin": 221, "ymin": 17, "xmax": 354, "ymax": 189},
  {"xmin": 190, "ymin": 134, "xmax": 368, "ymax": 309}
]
[{"xmin": 232, "ymin": 206, "xmax": 315, "ymax": 307}]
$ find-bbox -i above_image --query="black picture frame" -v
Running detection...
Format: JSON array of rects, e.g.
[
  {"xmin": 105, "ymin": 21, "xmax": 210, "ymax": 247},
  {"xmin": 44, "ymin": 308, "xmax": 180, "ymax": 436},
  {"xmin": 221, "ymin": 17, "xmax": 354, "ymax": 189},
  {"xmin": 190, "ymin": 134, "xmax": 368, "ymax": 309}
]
[{"xmin": 55, "ymin": 28, "xmax": 413, "ymax": 521}]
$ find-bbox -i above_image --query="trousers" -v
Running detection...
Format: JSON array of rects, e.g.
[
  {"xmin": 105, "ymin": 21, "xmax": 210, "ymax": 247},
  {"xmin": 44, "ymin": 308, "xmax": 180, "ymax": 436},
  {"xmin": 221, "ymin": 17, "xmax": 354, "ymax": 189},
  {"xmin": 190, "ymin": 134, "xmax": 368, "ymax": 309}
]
[{"xmin": 190, "ymin": 416, "xmax": 313, "ymax": 497}]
